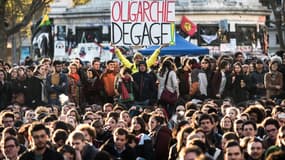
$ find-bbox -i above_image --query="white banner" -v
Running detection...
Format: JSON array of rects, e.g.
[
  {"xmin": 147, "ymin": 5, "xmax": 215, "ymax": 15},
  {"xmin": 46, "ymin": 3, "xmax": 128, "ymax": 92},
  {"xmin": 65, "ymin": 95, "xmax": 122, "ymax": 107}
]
[
  {"xmin": 69, "ymin": 43, "xmax": 101, "ymax": 61},
  {"xmin": 111, "ymin": 0, "xmax": 176, "ymax": 46},
  {"xmin": 54, "ymin": 41, "xmax": 66, "ymax": 57}
]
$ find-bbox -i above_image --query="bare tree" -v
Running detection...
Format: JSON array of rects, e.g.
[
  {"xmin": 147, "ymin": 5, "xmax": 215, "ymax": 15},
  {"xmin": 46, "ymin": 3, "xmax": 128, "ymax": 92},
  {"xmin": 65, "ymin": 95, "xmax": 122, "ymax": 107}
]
[
  {"xmin": 260, "ymin": 0, "xmax": 285, "ymax": 49},
  {"xmin": 0, "ymin": 0, "xmax": 90, "ymax": 62}
]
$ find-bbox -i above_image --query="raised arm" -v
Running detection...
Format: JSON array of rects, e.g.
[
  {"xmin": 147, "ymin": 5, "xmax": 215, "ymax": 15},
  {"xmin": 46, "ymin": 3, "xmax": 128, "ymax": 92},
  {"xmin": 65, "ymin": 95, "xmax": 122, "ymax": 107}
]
[
  {"xmin": 114, "ymin": 48, "xmax": 133, "ymax": 68},
  {"xmin": 146, "ymin": 44, "xmax": 168, "ymax": 68}
]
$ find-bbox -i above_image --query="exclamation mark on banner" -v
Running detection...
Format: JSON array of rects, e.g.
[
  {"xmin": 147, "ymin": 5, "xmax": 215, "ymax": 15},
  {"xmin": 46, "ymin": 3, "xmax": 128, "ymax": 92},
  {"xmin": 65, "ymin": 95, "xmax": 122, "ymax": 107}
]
[{"xmin": 170, "ymin": 23, "xmax": 175, "ymax": 45}]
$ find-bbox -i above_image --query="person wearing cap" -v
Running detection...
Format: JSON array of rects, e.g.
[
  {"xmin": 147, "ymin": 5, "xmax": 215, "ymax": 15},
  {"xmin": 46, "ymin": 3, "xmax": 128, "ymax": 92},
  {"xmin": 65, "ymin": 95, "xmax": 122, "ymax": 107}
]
[{"xmin": 114, "ymin": 44, "xmax": 167, "ymax": 74}]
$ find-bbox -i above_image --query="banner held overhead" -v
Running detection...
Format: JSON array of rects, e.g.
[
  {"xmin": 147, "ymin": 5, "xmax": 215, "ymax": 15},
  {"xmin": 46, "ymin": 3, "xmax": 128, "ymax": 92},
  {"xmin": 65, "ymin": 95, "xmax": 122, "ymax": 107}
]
[{"xmin": 111, "ymin": 0, "xmax": 176, "ymax": 46}]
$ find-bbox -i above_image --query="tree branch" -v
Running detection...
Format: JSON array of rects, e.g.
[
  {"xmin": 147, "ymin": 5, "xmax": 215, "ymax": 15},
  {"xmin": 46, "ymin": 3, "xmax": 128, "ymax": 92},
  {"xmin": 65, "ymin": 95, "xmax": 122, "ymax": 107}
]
[
  {"xmin": 6, "ymin": 0, "xmax": 52, "ymax": 36},
  {"xmin": 0, "ymin": 0, "xmax": 7, "ymax": 32}
]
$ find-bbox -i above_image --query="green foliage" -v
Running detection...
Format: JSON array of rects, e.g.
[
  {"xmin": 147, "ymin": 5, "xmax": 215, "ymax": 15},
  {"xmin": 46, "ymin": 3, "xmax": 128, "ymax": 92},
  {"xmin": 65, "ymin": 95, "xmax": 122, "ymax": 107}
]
[{"xmin": 73, "ymin": 0, "xmax": 91, "ymax": 6}]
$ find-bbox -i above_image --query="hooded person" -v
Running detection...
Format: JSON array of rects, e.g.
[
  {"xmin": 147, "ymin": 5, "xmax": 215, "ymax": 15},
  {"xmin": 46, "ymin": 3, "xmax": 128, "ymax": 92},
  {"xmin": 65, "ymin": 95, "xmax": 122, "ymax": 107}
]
[
  {"xmin": 114, "ymin": 44, "xmax": 167, "ymax": 74},
  {"xmin": 132, "ymin": 60, "xmax": 157, "ymax": 106}
]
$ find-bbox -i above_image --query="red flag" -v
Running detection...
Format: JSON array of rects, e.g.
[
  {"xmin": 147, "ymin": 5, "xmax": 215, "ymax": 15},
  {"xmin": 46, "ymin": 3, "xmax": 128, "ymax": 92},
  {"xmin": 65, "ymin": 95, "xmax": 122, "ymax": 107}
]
[{"xmin": 181, "ymin": 16, "xmax": 197, "ymax": 36}]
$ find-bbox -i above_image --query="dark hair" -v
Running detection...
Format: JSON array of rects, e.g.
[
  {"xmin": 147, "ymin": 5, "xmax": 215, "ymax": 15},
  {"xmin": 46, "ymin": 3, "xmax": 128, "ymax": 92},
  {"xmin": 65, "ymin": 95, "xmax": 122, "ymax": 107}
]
[
  {"xmin": 242, "ymin": 120, "xmax": 257, "ymax": 131},
  {"xmin": 225, "ymin": 140, "xmax": 242, "ymax": 152},
  {"xmin": 114, "ymin": 127, "xmax": 129, "ymax": 137},
  {"xmin": 234, "ymin": 52, "xmax": 243, "ymax": 58},
  {"xmin": 52, "ymin": 129, "xmax": 68, "ymax": 143},
  {"xmin": 92, "ymin": 58, "xmax": 100, "ymax": 65},
  {"xmin": 127, "ymin": 133, "xmax": 137, "ymax": 144},
  {"xmin": 94, "ymin": 151, "xmax": 113, "ymax": 160},
  {"xmin": 3, "ymin": 136, "xmax": 19, "ymax": 146},
  {"xmin": 262, "ymin": 117, "xmax": 280, "ymax": 130},
  {"xmin": 53, "ymin": 60, "xmax": 62, "ymax": 66},
  {"xmin": 198, "ymin": 114, "xmax": 214, "ymax": 125},
  {"xmin": 29, "ymin": 122, "xmax": 50, "ymax": 136},
  {"xmin": 2, "ymin": 127, "xmax": 17, "ymax": 137},
  {"xmin": 223, "ymin": 132, "xmax": 239, "ymax": 142},
  {"xmin": 51, "ymin": 121, "xmax": 69, "ymax": 133},
  {"xmin": 1, "ymin": 112, "xmax": 15, "ymax": 121},
  {"xmin": 131, "ymin": 116, "xmax": 146, "ymax": 134},
  {"xmin": 247, "ymin": 137, "xmax": 264, "ymax": 149},
  {"xmin": 58, "ymin": 145, "xmax": 76, "ymax": 160},
  {"xmin": 219, "ymin": 60, "xmax": 230, "ymax": 70},
  {"xmin": 0, "ymin": 69, "xmax": 7, "ymax": 80},
  {"xmin": 188, "ymin": 139, "xmax": 207, "ymax": 152},
  {"xmin": 244, "ymin": 105, "xmax": 266, "ymax": 123},
  {"xmin": 69, "ymin": 131, "xmax": 85, "ymax": 141},
  {"xmin": 106, "ymin": 60, "xmax": 114, "ymax": 65},
  {"xmin": 150, "ymin": 114, "xmax": 165, "ymax": 125},
  {"xmin": 159, "ymin": 60, "xmax": 174, "ymax": 76}
]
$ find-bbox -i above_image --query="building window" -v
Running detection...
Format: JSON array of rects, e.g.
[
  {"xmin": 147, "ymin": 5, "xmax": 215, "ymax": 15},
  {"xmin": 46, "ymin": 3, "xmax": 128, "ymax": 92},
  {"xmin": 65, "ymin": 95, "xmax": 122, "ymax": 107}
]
[
  {"xmin": 75, "ymin": 26, "xmax": 110, "ymax": 44},
  {"xmin": 198, "ymin": 24, "xmax": 220, "ymax": 46},
  {"xmin": 235, "ymin": 25, "xmax": 257, "ymax": 46}
]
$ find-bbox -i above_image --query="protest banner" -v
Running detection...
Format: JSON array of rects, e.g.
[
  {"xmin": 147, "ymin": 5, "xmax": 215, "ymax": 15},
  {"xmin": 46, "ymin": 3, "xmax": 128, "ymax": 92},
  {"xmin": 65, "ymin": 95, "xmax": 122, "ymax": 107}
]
[
  {"xmin": 111, "ymin": 0, "xmax": 176, "ymax": 46},
  {"xmin": 54, "ymin": 41, "xmax": 66, "ymax": 57}
]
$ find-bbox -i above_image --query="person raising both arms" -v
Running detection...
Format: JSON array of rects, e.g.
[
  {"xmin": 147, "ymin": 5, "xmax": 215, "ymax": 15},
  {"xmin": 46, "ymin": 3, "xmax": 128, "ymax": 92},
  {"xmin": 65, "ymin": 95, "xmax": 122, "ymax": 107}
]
[{"xmin": 113, "ymin": 44, "xmax": 168, "ymax": 74}]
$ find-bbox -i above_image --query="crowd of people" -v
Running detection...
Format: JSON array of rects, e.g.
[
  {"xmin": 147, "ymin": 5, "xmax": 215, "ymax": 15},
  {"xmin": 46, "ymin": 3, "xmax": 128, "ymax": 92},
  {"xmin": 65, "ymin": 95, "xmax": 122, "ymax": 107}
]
[{"xmin": 0, "ymin": 47, "xmax": 285, "ymax": 160}]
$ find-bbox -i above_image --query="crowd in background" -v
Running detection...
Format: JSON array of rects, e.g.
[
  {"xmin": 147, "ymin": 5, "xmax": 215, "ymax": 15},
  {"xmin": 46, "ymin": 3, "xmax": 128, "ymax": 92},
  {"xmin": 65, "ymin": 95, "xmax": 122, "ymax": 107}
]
[{"xmin": 0, "ymin": 47, "xmax": 285, "ymax": 160}]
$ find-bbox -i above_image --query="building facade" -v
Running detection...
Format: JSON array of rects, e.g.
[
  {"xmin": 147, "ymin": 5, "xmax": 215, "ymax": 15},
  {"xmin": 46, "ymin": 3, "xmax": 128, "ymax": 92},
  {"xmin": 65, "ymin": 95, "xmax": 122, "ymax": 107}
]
[{"xmin": 49, "ymin": 0, "xmax": 270, "ymax": 58}]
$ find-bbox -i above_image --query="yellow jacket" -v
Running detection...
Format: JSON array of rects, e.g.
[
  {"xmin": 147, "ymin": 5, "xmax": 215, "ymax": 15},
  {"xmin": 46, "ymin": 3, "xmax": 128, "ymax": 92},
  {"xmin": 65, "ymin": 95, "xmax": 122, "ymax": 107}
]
[{"xmin": 114, "ymin": 48, "xmax": 161, "ymax": 74}]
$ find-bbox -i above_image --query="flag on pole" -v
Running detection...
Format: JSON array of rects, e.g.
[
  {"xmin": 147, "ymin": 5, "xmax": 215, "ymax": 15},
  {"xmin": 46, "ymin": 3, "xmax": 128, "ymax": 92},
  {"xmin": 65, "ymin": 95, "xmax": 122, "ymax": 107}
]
[
  {"xmin": 180, "ymin": 16, "xmax": 197, "ymax": 36},
  {"xmin": 39, "ymin": 14, "xmax": 51, "ymax": 27}
]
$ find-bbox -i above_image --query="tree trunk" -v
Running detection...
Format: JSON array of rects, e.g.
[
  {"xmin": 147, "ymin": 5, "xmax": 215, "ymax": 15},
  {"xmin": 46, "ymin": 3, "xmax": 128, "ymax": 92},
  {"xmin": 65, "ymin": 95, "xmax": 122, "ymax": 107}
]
[
  {"xmin": 0, "ymin": 31, "xmax": 8, "ymax": 62},
  {"xmin": 271, "ymin": 1, "xmax": 285, "ymax": 50}
]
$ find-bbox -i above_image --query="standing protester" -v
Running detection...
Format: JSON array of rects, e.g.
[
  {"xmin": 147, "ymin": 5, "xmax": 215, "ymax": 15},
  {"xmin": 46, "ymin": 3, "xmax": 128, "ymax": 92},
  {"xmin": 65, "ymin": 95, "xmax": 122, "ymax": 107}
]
[
  {"xmin": 225, "ymin": 62, "xmax": 249, "ymax": 104},
  {"xmin": 210, "ymin": 60, "xmax": 230, "ymax": 99},
  {"xmin": 132, "ymin": 60, "xmax": 157, "ymax": 106},
  {"xmin": 176, "ymin": 58, "xmax": 192, "ymax": 102},
  {"xmin": 30, "ymin": 64, "xmax": 48, "ymax": 108},
  {"xmin": 84, "ymin": 58, "xmax": 103, "ymax": 105},
  {"xmin": 264, "ymin": 60, "xmax": 283, "ymax": 99},
  {"xmin": 157, "ymin": 60, "xmax": 179, "ymax": 116},
  {"xmin": 190, "ymin": 58, "xmax": 210, "ymax": 100},
  {"xmin": 114, "ymin": 45, "xmax": 165, "ymax": 74},
  {"xmin": 101, "ymin": 60, "xmax": 117, "ymax": 103},
  {"xmin": 67, "ymin": 63, "xmax": 81, "ymax": 105},
  {"xmin": 46, "ymin": 60, "xmax": 68, "ymax": 105},
  {"xmin": 114, "ymin": 67, "xmax": 135, "ymax": 108},
  {"xmin": 248, "ymin": 59, "xmax": 266, "ymax": 99}
]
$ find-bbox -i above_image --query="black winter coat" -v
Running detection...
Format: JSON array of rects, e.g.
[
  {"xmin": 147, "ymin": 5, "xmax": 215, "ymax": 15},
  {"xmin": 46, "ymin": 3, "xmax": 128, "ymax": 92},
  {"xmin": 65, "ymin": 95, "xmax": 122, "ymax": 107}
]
[
  {"xmin": 132, "ymin": 71, "xmax": 156, "ymax": 102},
  {"xmin": 18, "ymin": 148, "xmax": 64, "ymax": 160}
]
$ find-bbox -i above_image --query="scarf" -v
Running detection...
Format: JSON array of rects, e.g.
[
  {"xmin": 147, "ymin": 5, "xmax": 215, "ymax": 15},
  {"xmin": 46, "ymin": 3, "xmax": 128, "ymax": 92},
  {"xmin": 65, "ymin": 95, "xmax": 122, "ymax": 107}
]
[
  {"xmin": 121, "ymin": 77, "xmax": 131, "ymax": 100},
  {"xmin": 69, "ymin": 73, "xmax": 80, "ymax": 82}
]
